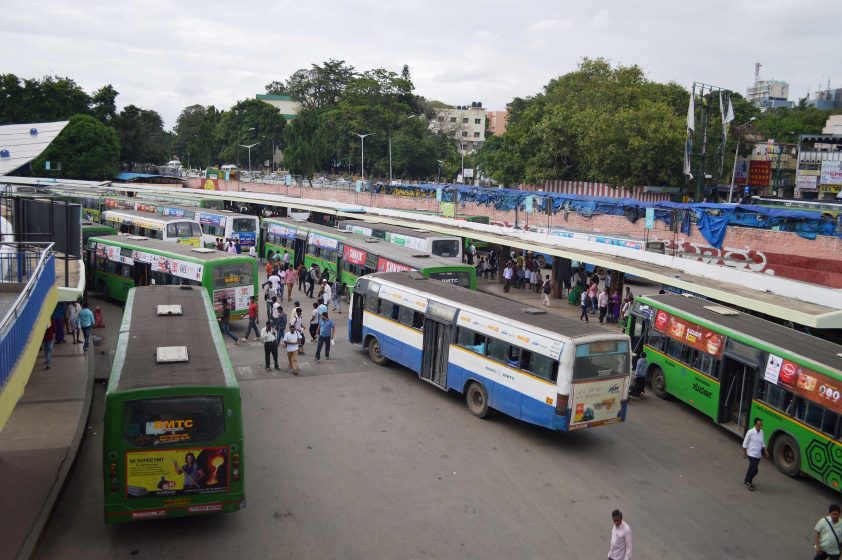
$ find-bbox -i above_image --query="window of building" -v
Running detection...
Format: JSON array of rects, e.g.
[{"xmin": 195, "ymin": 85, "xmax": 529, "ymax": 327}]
[
  {"xmin": 462, "ymin": 131, "xmax": 468, "ymax": 137},
  {"xmin": 450, "ymin": 117, "xmax": 456, "ymax": 123},
  {"xmin": 462, "ymin": 118, "xmax": 468, "ymax": 123},
  {"xmin": 473, "ymin": 132, "xmax": 480, "ymax": 138},
  {"xmin": 474, "ymin": 119, "xmax": 481, "ymax": 124}
]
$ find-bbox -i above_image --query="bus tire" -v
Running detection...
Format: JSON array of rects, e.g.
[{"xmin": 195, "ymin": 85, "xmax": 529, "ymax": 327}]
[
  {"xmin": 772, "ymin": 434, "xmax": 801, "ymax": 477},
  {"xmin": 466, "ymin": 381, "xmax": 490, "ymax": 418},
  {"xmin": 651, "ymin": 366, "xmax": 669, "ymax": 399},
  {"xmin": 368, "ymin": 337, "xmax": 389, "ymax": 366}
]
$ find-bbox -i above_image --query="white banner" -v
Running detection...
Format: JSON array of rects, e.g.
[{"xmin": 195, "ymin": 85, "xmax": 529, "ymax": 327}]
[
  {"xmin": 796, "ymin": 173, "xmax": 819, "ymax": 191},
  {"xmin": 821, "ymin": 160, "xmax": 842, "ymax": 186}
]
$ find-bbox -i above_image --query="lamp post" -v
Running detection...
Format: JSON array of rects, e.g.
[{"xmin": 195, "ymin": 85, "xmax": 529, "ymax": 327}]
[
  {"xmin": 239, "ymin": 142, "xmax": 259, "ymax": 174},
  {"xmin": 352, "ymin": 132, "xmax": 372, "ymax": 180},
  {"xmin": 728, "ymin": 117, "xmax": 756, "ymax": 203},
  {"xmin": 436, "ymin": 160, "xmax": 444, "ymax": 183},
  {"xmin": 460, "ymin": 141, "xmax": 465, "ymax": 184},
  {"xmin": 237, "ymin": 126, "xmax": 255, "ymax": 170}
]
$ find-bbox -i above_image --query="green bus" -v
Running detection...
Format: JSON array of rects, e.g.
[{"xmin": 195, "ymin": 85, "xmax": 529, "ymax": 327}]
[
  {"xmin": 261, "ymin": 218, "xmax": 477, "ymax": 290},
  {"xmin": 628, "ymin": 294, "xmax": 842, "ymax": 491},
  {"xmin": 103, "ymin": 285, "xmax": 245, "ymax": 523},
  {"xmin": 82, "ymin": 221, "xmax": 117, "ymax": 246},
  {"xmin": 88, "ymin": 235, "xmax": 258, "ymax": 319}
]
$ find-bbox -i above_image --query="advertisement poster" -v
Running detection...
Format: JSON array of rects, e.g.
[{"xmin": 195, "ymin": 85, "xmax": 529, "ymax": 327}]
[
  {"xmin": 734, "ymin": 160, "xmax": 749, "ymax": 183},
  {"xmin": 821, "ymin": 161, "xmax": 842, "ymax": 187},
  {"xmin": 387, "ymin": 233, "xmax": 426, "ymax": 252},
  {"xmin": 213, "ymin": 284, "xmax": 253, "ymax": 312},
  {"xmin": 237, "ymin": 232, "xmax": 257, "ymax": 247},
  {"xmin": 203, "ymin": 178, "xmax": 219, "ymax": 190},
  {"xmin": 796, "ymin": 171, "xmax": 820, "ymax": 192},
  {"xmin": 126, "ymin": 448, "xmax": 229, "ymax": 499},
  {"xmin": 767, "ymin": 355, "xmax": 842, "ymax": 414},
  {"xmin": 267, "ymin": 223, "xmax": 297, "ymax": 240},
  {"xmin": 343, "ymin": 245, "xmax": 367, "ymax": 266},
  {"xmin": 764, "ymin": 354, "xmax": 782, "ymax": 384},
  {"xmin": 570, "ymin": 378, "xmax": 624, "ymax": 428},
  {"xmin": 162, "ymin": 207, "xmax": 187, "ymax": 218},
  {"xmin": 747, "ymin": 160, "xmax": 772, "ymax": 187},
  {"xmin": 376, "ymin": 258, "xmax": 412, "ymax": 273},
  {"xmin": 197, "ymin": 212, "xmax": 226, "ymax": 228},
  {"xmin": 308, "ymin": 233, "xmax": 339, "ymax": 250},
  {"xmin": 653, "ymin": 309, "xmax": 725, "ymax": 358}
]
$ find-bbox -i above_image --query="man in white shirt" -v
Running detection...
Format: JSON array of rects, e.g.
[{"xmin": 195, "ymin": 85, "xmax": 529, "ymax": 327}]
[
  {"xmin": 608, "ymin": 509, "xmax": 632, "ymax": 560},
  {"xmin": 263, "ymin": 273, "xmax": 281, "ymax": 296},
  {"xmin": 742, "ymin": 417, "xmax": 769, "ymax": 491},
  {"xmin": 503, "ymin": 264, "xmax": 514, "ymax": 293},
  {"xmin": 283, "ymin": 324, "xmax": 300, "ymax": 375},
  {"xmin": 260, "ymin": 322, "xmax": 279, "ymax": 371},
  {"xmin": 321, "ymin": 279, "xmax": 332, "ymax": 305}
]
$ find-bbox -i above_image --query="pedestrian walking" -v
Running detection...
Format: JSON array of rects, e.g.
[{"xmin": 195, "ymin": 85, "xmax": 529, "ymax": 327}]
[
  {"xmin": 243, "ymin": 296, "xmax": 260, "ymax": 341},
  {"xmin": 631, "ymin": 352, "xmax": 647, "ymax": 398},
  {"xmin": 297, "ymin": 264, "xmax": 306, "ymax": 292},
  {"xmin": 42, "ymin": 323, "xmax": 56, "ymax": 369},
  {"xmin": 598, "ymin": 287, "xmax": 610, "ymax": 324},
  {"xmin": 309, "ymin": 302, "xmax": 320, "ymax": 341},
  {"xmin": 503, "ymin": 262, "xmax": 514, "ymax": 293},
  {"xmin": 264, "ymin": 283, "xmax": 275, "ymax": 318},
  {"xmin": 306, "ymin": 265, "xmax": 319, "ymax": 298},
  {"xmin": 321, "ymin": 278, "xmax": 333, "ymax": 306},
  {"xmin": 579, "ymin": 290, "xmax": 589, "ymax": 322},
  {"xmin": 331, "ymin": 279, "xmax": 343, "ymax": 314},
  {"xmin": 814, "ymin": 504, "xmax": 842, "ymax": 560},
  {"xmin": 78, "ymin": 301, "xmax": 95, "ymax": 351},
  {"xmin": 292, "ymin": 305, "xmax": 305, "ymax": 354},
  {"xmin": 52, "ymin": 303, "xmax": 66, "ymax": 344},
  {"xmin": 68, "ymin": 299, "xmax": 81, "ymax": 343},
  {"xmin": 285, "ymin": 266, "xmax": 297, "ymax": 302},
  {"xmin": 283, "ymin": 250, "xmax": 290, "ymax": 268},
  {"xmin": 588, "ymin": 280, "xmax": 599, "ymax": 313},
  {"xmin": 607, "ymin": 509, "xmax": 632, "ymax": 560},
  {"xmin": 314, "ymin": 312, "xmax": 335, "ymax": 361},
  {"xmin": 742, "ymin": 417, "xmax": 769, "ymax": 491},
  {"xmin": 541, "ymin": 275, "xmax": 552, "ymax": 307},
  {"xmin": 248, "ymin": 244, "xmax": 257, "ymax": 259},
  {"xmin": 260, "ymin": 321, "xmax": 280, "ymax": 371},
  {"xmin": 219, "ymin": 299, "xmax": 239, "ymax": 345},
  {"xmin": 283, "ymin": 324, "xmax": 300, "ymax": 375}
]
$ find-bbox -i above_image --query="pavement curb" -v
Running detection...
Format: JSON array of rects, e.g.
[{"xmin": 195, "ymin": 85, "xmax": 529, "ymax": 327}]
[{"xmin": 17, "ymin": 346, "xmax": 96, "ymax": 560}]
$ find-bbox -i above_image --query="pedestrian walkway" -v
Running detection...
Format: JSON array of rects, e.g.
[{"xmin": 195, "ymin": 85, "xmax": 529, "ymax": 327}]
[{"xmin": 0, "ymin": 300, "xmax": 121, "ymax": 560}]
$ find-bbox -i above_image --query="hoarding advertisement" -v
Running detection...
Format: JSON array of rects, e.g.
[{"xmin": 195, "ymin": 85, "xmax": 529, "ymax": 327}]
[
  {"xmin": 766, "ymin": 354, "xmax": 842, "ymax": 414},
  {"xmin": 796, "ymin": 173, "xmax": 819, "ymax": 191},
  {"xmin": 376, "ymin": 258, "xmax": 412, "ymax": 273},
  {"xmin": 821, "ymin": 161, "xmax": 842, "ymax": 187},
  {"xmin": 569, "ymin": 378, "xmax": 624, "ymax": 429},
  {"xmin": 343, "ymin": 245, "xmax": 367, "ymax": 266},
  {"xmin": 125, "ymin": 447, "xmax": 229, "ymax": 499},
  {"xmin": 653, "ymin": 309, "xmax": 724, "ymax": 358},
  {"xmin": 237, "ymin": 232, "xmax": 257, "ymax": 247},
  {"xmin": 197, "ymin": 212, "xmax": 226, "ymax": 228},
  {"xmin": 267, "ymin": 224, "xmax": 297, "ymax": 239},
  {"xmin": 213, "ymin": 284, "xmax": 254, "ymax": 313},
  {"xmin": 747, "ymin": 160, "xmax": 772, "ymax": 187}
]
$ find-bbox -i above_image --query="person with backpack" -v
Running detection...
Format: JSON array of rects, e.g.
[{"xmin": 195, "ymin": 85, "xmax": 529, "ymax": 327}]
[
  {"xmin": 815, "ymin": 504, "xmax": 842, "ymax": 560},
  {"xmin": 331, "ymin": 279, "xmax": 343, "ymax": 314},
  {"xmin": 306, "ymin": 264, "xmax": 319, "ymax": 298},
  {"xmin": 541, "ymin": 275, "xmax": 552, "ymax": 307}
]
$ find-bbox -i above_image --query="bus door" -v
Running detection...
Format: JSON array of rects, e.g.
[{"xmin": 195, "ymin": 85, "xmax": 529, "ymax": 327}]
[
  {"xmin": 421, "ymin": 318, "xmax": 451, "ymax": 388},
  {"xmin": 133, "ymin": 261, "xmax": 151, "ymax": 287},
  {"xmin": 718, "ymin": 340, "xmax": 763, "ymax": 434},
  {"xmin": 627, "ymin": 314, "xmax": 647, "ymax": 358},
  {"xmin": 293, "ymin": 236, "xmax": 306, "ymax": 268},
  {"xmin": 349, "ymin": 278, "xmax": 367, "ymax": 345}
]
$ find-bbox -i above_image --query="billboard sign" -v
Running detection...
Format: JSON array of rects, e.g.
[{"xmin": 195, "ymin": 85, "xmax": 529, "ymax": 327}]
[{"xmin": 821, "ymin": 160, "xmax": 842, "ymax": 186}]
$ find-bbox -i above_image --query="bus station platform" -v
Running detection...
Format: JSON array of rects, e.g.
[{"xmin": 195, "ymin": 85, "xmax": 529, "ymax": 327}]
[{"xmin": 0, "ymin": 302, "xmax": 121, "ymax": 560}]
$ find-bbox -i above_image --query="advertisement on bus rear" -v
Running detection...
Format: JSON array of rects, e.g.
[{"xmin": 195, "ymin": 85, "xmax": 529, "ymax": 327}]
[
  {"xmin": 214, "ymin": 284, "xmax": 254, "ymax": 313},
  {"xmin": 569, "ymin": 378, "xmax": 625, "ymax": 429},
  {"xmin": 125, "ymin": 447, "xmax": 229, "ymax": 499}
]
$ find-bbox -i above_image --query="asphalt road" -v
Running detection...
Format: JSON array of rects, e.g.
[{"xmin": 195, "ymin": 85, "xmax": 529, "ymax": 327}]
[{"xmin": 34, "ymin": 302, "xmax": 839, "ymax": 560}]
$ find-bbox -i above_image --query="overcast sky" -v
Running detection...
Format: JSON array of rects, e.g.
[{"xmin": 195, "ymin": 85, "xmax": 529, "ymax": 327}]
[{"xmin": 6, "ymin": 0, "xmax": 840, "ymax": 129}]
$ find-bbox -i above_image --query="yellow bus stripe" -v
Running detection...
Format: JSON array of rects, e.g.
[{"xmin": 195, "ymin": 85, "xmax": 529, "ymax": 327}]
[{"xmin": 754, "ymin": 400, "xmax": 842, "ymax": 448}]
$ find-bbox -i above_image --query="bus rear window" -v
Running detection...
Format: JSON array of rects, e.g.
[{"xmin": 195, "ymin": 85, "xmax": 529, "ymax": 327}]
[
  {"xmin": 573, "ymin": 340, "xmax": 629, "ymax": 380},
  {"xmin": 431, "ymin": 239, "xmax": 460, "ymax": 258},
  {"xmin": 213, "ymin": 262, "xmax": 254, "ymax": 288},
  {"xmin": 232, "ymin": 218, "xmax": 255, "ymax": 233},
  {"xmin": 123, "ymin": 396, "xmax": 225, "ymax": 447}
]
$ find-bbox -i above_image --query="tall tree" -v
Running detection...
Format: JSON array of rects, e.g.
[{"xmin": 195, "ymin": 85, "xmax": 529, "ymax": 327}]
[
  {"xmin": 90, "ymin": 84, "xmax": 119, "ymax": 125},
  {"xmin": 115, "ymin": 105, "xmax": 170, "ymax": 167},
  {"xmin": 31, "ymin": 114, "xmax": 120, "ymax": 180}
]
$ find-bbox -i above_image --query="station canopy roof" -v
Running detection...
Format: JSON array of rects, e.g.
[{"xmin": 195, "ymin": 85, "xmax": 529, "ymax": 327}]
[{"xmin": 0, "ymin": 121, "xmax": 69, "ymax": 176}]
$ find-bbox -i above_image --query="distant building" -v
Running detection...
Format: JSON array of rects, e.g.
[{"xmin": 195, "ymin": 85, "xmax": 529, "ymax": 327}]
[
  {"xmin": 746, "ymin": 80, "xmax": 794, "ymax": 110},
  {"xmin": 806, "ymin": 88, "xmax": 842, "ymax": 111},
  {"xmin": 823, "ymin": 115, "xmax": 842, "ymax": 135},
  {"xmin": 255, "ymin": 94, "xmax": 302, "ymax": 120},
  {"xmin": 487, "ymin": 110, "xmax": 508, "ymax": 135},
  {"xmin": 795, "ymin": 133, "xmax": 842, "ymax": 200},
  {"xmin": 431, "ymin": 102, "xmax": 486, "ymax": 153}
]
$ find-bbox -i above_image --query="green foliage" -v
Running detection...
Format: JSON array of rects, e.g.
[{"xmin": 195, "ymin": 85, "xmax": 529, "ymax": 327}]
[
  {"xmin": 31, "ymin": 114, "xmax": 120, "ymax": 180},
  {"xmin": 208, "ymin": 99, "xmax": 286, "ymax": 169},
  {"xmin": 115, "ymin": 105, "xmax": 170, "ymax": 165},
  {"xmin": 90, "ymin": 85, "xmax": 119, "ymax": 125},
  {"xmin": 0, "ymin": 74, "xmax": 91, "ymax": 125},
  {"xmin": 753, "ymin": 105, "xmax": 838, "ymax": 143}
]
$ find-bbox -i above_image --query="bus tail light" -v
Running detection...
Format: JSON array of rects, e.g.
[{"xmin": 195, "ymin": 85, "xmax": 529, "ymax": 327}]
[
  {"xmin": 232, "ymin": 453, "xmax": 241, "ymax": 482},
  {"xmin": 555, "ymin": 394, "xmax": 569, "ymax": 416},
  {"xmin": 109, "ymin": 462, "xmax": 119, "ymax": 492}
]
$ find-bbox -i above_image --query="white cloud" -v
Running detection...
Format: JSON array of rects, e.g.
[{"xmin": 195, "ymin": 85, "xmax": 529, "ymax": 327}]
[{"xmin": 4, "ymin": 0, "xmax": 841, "ymax": 129}]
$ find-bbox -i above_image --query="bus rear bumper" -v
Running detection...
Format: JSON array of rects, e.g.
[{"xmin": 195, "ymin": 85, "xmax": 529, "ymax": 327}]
[{"xmin": 104, "ymin": 497, "xmax": 245, "ymax": 524}]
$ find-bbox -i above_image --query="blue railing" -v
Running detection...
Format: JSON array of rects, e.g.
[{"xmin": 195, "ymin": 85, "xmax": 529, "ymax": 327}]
[{"xmin": 0, "ymin": 244, "xmax": 55, "ymax": 388}]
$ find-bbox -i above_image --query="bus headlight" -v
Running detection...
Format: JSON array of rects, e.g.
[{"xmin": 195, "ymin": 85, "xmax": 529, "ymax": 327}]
[{"xmin": 555, "ymin": 394, "xmax": 569, "ymax": 416}]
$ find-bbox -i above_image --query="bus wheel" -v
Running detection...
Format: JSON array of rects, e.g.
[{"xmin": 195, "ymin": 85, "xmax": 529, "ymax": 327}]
[
  {"xmin": 466, "ymin": 382, "xmax": 489, "ymax": 418},
  {"xmin": 772, "ymin": 434, "xmax": 801, "ymax": 477},
  {"xmin": 368, "ymin": 338, "xmax": 388, "ymax": 366},
  {"xmin": 651, "ymin": 366, "xmax": 669, "ymax": 399}
]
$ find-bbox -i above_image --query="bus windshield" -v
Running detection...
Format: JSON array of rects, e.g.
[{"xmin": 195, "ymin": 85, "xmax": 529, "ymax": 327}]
[
  {"xmin": 573, "ymin": 340, "xmax": 629, "ymax": 380},
  {"xmin": 232, "ymin": 218, "xmax": 255, "ymax": 233},
  {"xmin": 213, "ymin": 262, "xmax": 254, "ymax": 289},
  {"xmin": 431, "ymin": 239, "xmax": 460, "ymax": 258},
  {"xmin": 123, "ymin": 396, "xmax": 225, "ymax": 448}
]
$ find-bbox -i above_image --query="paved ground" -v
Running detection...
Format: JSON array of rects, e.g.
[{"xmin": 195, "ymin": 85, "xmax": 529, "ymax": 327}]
[{"xmin": 32, "ymin": 280, "xmax": 840, "ymax": 560}]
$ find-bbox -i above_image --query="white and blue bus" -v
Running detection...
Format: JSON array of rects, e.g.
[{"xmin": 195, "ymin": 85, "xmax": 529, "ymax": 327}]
[{"xmin": 349, "ymin": 271, "xmax": 631, "ymax": 431}]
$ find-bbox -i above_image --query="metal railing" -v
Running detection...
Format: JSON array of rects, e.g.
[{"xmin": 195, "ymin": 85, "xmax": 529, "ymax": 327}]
[{"xmin": 0, "ymin": 243, "xmax": 55, "ymax": 388}]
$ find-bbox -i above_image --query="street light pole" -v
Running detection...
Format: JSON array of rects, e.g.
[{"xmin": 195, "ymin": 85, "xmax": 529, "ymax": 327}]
[
  {"xmin": 728, "ymin": 117, "xmax": 756, "ymax": 204},
  {"xmin": 388, "ymin": 129, "xmax": 392, "ymax": 185},
  {"xmin": 352, "ymin": 132, "xmax": 372, "ymax": 181},
  {"xmin": 460, "ymin": 142, "xmax": 465, "ymax": 184},
  {"xmin": 239, "ymin": 142, "xmax": 259, "ymax": 174},
  {"xmin": 436, "ymin": 160, "xmax": 444, "ymax": 183}
]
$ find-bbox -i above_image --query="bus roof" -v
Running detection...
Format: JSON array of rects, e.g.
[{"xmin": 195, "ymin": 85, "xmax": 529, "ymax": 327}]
[
  {"xmin": 638, "ymin": 294, "xmax": 842, "ymax": 374},
  {"xmin": 111, "ymin": 286, "xmax": 236, "ymax": 392},
  {"xmin": 339, "ymin": 219, "xmax": 457, "ymax": 240},
  {"xmin": 372, "ymin": 271, "xmax": 619, "ymax": 340},
  {"xmin": 102, "ymin": 209, "xmax": 199, "ymax": 223},
  {"xmin": 90, "ymin": 235, "xmax": 246, "ymax": 263}
]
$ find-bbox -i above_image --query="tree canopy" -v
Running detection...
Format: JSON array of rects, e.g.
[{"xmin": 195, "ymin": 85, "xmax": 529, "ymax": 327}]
[{"xmin": 31, "ymin": 114, "xmax": 120, "ymax": 180}]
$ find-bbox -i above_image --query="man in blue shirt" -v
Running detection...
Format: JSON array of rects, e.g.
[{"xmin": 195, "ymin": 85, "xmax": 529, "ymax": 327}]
[
  {"xmin": 633, "ymin": 352, "xmax": 647, "ymax": 399},
  {"xmin": 314, "ymin": 312, "xmax": 335, "ymax": 361},
  {"xmin": 77, "ymin": 302, "xmax": 95, "ymax": 351}
]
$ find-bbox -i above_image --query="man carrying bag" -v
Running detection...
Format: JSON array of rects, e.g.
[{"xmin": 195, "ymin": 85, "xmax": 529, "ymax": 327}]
[{"xmin": 815, "ymin": 504, "xmax": 842, "ymax": 560}]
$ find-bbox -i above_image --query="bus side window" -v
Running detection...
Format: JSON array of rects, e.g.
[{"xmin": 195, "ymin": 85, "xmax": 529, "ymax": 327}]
[
  {"xmin": 167, "ymin": 224, "xmax": 178, "ymax": 238},
  {"xmin": 521, "ymin": 350, "xmax": 558, "ymax": 382},
  {"xmin": 507, "ymin": 346, "xmax": 521, "ymax": 368},
  {"xmin": 364, "ymin": 295, "xmax": 379, "ymax": 313},
  {"xmin": 456, "ymin": 327, "xmax": 486, "ymax": 354},
  {"xmin": 398, "ymin": 306, "xmax": 417, "ymax": 329},
  {"xmin": 805, "ymin": 402, "xmax": 826, "ymax": 430},
  {"xmin": 487, "ymin": 338, "xmax": 509, "ymax": 365},
  {"xmin": 823, "ymin": 410, "xmax": 839, "ymax": 438},
  {"xmin": 412, "ymin": 312, "xmax": 424, "ymax": 329}
]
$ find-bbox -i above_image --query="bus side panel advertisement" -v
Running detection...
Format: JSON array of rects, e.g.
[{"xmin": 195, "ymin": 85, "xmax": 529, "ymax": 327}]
[
  {"xmin": 343, "ymin": 245, "xmax": 367, "ymax": 266},
  {"xmin": 765, "ymin": 354, "xmax": 842, "ymax": 414},
  {"xmin": 237, "ymin": 232, "xmax": 256, "ymax": 247},
  {"xmin": 197, "ymin": 212, "xmax": 226, "ymax": 228},
  {"xmin": 309, "ymin": 233, "xmax": 339, "ymax": 250},
  {"xmin": 214, "ymin": 285, "xmax": 254, "ymax": 312},
  {"xmin": 653, "ymin": 309, "xmax": 724, "ymax": 358},
  {"xmin": 267, "ymin": 224, "xmax": 297, "ymax": 239},
  {"xmin": 377, "ymin": 258, "xmax": 412, "ymax": 273},
  {"xmin": 126, "ymin": 447, "xmax": 229, "ymax": 499},
  {"xmin": 569, "ymin": 378, "xmax": 624, "ymax": 429}
]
